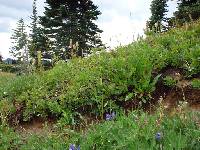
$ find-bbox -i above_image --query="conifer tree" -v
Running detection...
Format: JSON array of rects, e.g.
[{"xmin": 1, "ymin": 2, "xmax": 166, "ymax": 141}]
[
  {"xmin": 29, "ymin": 0, "xmax": 51, "ymax": 60},
  {"xmin": 40, "ymin": 0, "xmax": 103, "ymax": 59},
  {"xmin": 174, "ymin": 0, "xmax": 200, "ymax": 24},
  {"xmin": 0, "ymin": 53, "xmax": 2, "ymax": 62},
  {"xmin": 148, "ymin": 0, "xmax": 168, "ymax": 32},
  {"xmin": 10, "ymin": 18, "xmax": 28, "ymax": 62}
]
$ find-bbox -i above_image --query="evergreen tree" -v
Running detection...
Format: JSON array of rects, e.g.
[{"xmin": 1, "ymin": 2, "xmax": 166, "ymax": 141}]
[
  {"xmin": 40, "ymin": 0, "xmax": 103, "ymax": 59},
  {"xmin": 29, "ymin": 0, "xmax": 52, "ymax": 60},
  {"xmin": 174, "ymin": 0, "xmax": 200, "ymax": 24},
  {"xmin": 10, "ymin": 18, "xmax": 28, "ymax": 62},
  {"xmin": 0, "ymin": 53, "xmax": 2, "ymax": 62},
  {"xmin": 148, "ymin": 0, "xmax": 168, "ymax": 32}
]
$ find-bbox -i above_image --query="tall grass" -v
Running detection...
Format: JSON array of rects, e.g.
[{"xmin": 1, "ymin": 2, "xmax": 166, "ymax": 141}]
[{"xmin": 0, "ymin": 72, "xmax": 15, "ymax": 85}]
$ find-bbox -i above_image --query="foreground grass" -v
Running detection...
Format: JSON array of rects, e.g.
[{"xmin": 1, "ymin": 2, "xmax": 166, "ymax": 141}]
[
  {"xmin": 0, "ymin": 72, "xmax": 15, "ymax": 86},
  {"xmin": 0, "ymin": 111, "xmax": 199, "ymax": 150}
]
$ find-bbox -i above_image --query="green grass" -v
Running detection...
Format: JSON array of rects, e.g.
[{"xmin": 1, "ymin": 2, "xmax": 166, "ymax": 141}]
[
  {"xmin": 0, "ymin": 72, "xmax": 15, "ymax": 85},
  {"xmin": 0, "ymin": 111, "xmax": 199, "ymax": 150},
  {"xmin": 191, "ymin": 79, "xmax": 200, "ymax": 89}
]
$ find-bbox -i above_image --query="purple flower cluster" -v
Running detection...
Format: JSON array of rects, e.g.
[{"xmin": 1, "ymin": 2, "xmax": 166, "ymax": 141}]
[
  {"xmin": 69, "ymin": 144, "xmax": 80, "ymax": 150},
  {"xmin": 106, "ymin": 112, "xmax": 116, "ymax": 121},
  {"xmin": 155, "ymin": 132, "xmax": 162, "ymax": 141}
]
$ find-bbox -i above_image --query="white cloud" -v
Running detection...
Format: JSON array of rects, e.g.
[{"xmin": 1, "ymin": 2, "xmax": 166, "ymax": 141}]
[
  {"xmin": 0, "ymin": 33, "xmax": 11, "ymax": 58},
  {"xmin": 95, "ymin": 0, "xmax": 152, "ymax": 48}
]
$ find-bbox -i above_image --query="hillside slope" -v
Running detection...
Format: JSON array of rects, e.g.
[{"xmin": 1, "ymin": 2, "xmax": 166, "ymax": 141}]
[{"xmin": 0, "ymin": 21, "xmax": 200, "ymax": 125}]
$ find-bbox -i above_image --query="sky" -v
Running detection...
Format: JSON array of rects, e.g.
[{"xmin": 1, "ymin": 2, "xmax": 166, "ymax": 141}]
[{"xmin": 0, "ymin": 0, "xmax": 178, "ymax": 58}]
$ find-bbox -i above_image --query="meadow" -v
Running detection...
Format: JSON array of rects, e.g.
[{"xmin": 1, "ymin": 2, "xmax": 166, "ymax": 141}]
[{"xmin": 0, "ymin": 20, "xmax": 200, "ymax": 149}]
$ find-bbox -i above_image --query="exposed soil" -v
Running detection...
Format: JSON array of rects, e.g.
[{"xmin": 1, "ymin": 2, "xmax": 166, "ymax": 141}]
[
  {"xmin": 152, "ymin": 68, "xmax": 200, "ymax": 112},
  {"xmin": 15, "ymin": 117, "xmax": 56, "ymax": 138}
]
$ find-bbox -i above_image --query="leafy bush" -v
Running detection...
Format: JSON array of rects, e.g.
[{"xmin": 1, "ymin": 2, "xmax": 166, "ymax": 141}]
[
  {"xmin": 0, "ymin": 64, "xmax": 20, "ymax": 73},
  {"xmin": 163, "ymin": 76, "xmax": 177, "ymax": 87},
  {"xmin": 191, "ymin": 79, "xmax": 200, "ymax": 89}
]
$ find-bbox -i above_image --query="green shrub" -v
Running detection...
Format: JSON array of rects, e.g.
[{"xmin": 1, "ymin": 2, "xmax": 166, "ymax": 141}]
[
  {"xmin": 163, "ymin": 76, "xmax": 177, "ymax": 87},
  {"xmin": 0, "ymin": 64, "xmax": 20, "ymax": 73},
  {"xmin": 191, "ymin": 79, "xmax": 200, "ymax": 89},
  {"xmin": 0, "ymin": 125, "xmax": 21, "ymax": 149}
]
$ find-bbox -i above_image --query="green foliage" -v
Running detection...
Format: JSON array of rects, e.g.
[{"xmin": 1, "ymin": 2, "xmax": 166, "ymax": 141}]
[
  {"xmin": 0, "ymin": 64, "xmax": 20, "ymax": 73},
  {"xmin": 0, "ymin": 54, "xmax": 2, "ymax": 62},
  {"xmin": 1, "ymin": 111, "xmax": 199, "ymax": 150},
  {"xmin": 163, "ymin": 76, "xmax": 177, "ymax": 87},
  {"xmin": 191, "ymin": 79, "xmax": 200, "ymax": 89},
  {"xmin": 29, "ymin": 0, "xmax": 52, "ymax": 67},
  {"xmin": 175, "ymin": 0, "xmax": 200, "ymax": 24},
  {"xmin": 77, "ymin": 111, "xmax": 200, "ymax": 150},
  {"xmin": 148, "ymin": 0, "xmax": 168, "ymax": 31},
  {"xmin": 40, "ymin": 0, "xmax": 103, "ymax": 59},
  {"xmin": 147, "ymin": 21, "xmax": 200, "ymax": 76},
  {"xmin": 0, "ymin": 72, "xmax": 15, "ymax": 85},
  {"xmin": 0, "ymin": 20, "xmax": 200, "ymax": 125},
  {"xmin": 0, "ymin": 125, "xmax": 21, "ymax": 149},
  {"xmin": 10, "ymin": 18, "xmax": 28, "ymax": 62}
]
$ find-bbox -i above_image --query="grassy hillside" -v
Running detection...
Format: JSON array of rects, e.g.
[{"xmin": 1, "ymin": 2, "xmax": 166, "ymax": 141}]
[
  {"xmin": 0, "ymin": 21, "xmax": 200, "ymax": 149},
  {"xmin": 0, "ymin": 21, "xmax": 200, "ymax": 124}
]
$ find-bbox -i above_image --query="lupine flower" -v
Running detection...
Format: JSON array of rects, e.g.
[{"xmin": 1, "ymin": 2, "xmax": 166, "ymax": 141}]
[
  {"xmin": 106, "ymin": 113, "xmax": 111, "ymax": 121},
  {"xmin": 155, "ymin": 132, "xmax": 162, "ymax": 141},
  {"xmin": 106, "ymin": 112, "xmax": 116, "ymax": 121},
  {"xmin": 69, "ymin": 144, "xmax": 80, "ymax": 150}
]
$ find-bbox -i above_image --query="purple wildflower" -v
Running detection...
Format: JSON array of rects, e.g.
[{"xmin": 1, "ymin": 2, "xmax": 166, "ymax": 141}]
[
  {"xmin": 105, "ymin": 112, "xmax": 116, "ymax": 121},
  {"xmin": 106, "ymin": 113, "xmax": 112, "ymax": 121},
  {"xmin": 155, "ymin": 132, "xmax": 162, "ymax": 141},
  {"xmin": 69, "ymin": 144, "xmax": 80, "ymax": 150}
]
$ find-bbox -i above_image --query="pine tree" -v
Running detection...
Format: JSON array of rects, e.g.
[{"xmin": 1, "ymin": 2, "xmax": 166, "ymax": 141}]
[
  {"xmin": 10, "ymin": 18, "xmax": 28, "ymax": 62},
  {"xmin": 174, "ymin": 0, "xmax": 200, "ymax": 24},
  {"xmin": 40, "ymin": 0, "xmax": 103, "ymax": 59},
  {"xmin": 148, "ymin": 0, "xmax": 168, "ymax": 32},
  {"xmin": 29, "ymin": 0, "xmax": 52, "ymax": 60},
  {"xmin": 0, "ymin": 53, "xmax": 2, "ymax": 63},
  {"xmin": 29, "ymin": 0, "xmax": 38, "ymax": 58}
]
